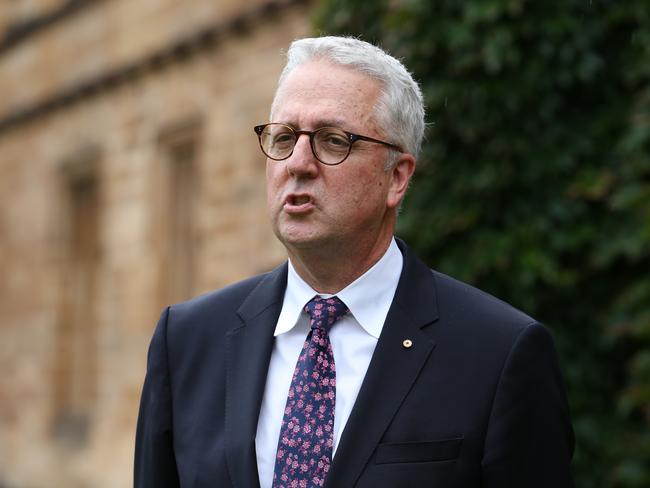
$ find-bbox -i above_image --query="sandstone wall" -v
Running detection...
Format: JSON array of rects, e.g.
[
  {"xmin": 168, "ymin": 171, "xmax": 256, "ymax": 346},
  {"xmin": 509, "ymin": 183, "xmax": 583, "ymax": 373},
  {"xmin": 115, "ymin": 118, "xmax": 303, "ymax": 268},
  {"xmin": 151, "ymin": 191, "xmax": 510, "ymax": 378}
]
[{"xmin": 0, "ymin": 1, "xmax": 310, "ymax": 486}]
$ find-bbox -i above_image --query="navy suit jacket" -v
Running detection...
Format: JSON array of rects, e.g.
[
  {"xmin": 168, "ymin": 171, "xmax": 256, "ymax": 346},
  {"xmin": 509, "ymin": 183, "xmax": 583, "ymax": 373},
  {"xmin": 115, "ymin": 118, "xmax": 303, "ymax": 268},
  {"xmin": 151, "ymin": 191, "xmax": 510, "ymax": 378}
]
[{"xmin": 135, "ymin": 240, "xmax": 574, "ymax": 487}]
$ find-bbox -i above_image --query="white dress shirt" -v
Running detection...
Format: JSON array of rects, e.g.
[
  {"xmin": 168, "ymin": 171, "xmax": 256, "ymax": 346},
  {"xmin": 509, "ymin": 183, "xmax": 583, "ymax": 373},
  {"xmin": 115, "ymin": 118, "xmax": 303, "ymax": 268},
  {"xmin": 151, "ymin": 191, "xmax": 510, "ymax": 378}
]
[{"xmin": 255, "ymin": 238, "xmax": 403, "ymax": 488}]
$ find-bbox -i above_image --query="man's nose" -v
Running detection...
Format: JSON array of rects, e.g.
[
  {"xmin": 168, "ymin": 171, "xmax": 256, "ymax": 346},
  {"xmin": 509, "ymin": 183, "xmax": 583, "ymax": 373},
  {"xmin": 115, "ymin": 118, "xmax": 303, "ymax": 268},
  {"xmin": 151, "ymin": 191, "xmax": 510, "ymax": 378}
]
[{"xmin": 285, "ymin": 134, "xmax": 318, "ymax": 176}]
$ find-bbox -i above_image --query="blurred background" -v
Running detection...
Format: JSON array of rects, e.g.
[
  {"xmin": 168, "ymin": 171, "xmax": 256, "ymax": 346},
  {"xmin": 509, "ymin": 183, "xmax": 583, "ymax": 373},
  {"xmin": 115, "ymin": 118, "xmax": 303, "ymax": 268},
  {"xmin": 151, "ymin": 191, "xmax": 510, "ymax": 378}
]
[{"xmin": 0, "ymin": 0, "xmax": 648, "ymax": 487}]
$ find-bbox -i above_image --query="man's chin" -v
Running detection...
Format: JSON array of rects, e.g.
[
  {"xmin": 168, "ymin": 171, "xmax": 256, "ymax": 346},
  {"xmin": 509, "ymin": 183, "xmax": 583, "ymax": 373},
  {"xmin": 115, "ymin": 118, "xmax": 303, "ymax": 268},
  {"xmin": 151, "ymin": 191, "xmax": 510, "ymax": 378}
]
[
  {"xmin": 275, "ymin": 228, "xmax": 332, "ymax": 253},
  {"xmin": 279, "ymin": 234, "xmax": 322, "ymax": 250}
]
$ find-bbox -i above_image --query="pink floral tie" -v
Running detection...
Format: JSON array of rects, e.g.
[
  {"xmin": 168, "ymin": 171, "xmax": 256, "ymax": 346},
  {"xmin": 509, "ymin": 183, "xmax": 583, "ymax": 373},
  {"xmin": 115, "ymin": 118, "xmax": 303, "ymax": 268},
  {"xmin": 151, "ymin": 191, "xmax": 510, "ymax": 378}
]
[{"xmin": 272, "ymin": 296, "xmax": 349, "ymax": 488}]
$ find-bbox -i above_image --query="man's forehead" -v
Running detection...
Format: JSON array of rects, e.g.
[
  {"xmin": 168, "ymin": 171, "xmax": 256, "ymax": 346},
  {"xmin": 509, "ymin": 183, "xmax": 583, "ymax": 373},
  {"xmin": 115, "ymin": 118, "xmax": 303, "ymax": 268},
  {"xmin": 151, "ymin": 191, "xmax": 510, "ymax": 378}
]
[{"xmin": 276, "ymin": 60, "xmax": 379, "ymax": 100}]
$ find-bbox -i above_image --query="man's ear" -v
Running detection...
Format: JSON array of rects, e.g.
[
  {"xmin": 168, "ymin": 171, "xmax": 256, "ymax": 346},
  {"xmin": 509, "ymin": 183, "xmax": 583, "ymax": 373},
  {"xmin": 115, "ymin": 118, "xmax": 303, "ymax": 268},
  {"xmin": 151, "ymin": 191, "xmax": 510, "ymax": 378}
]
[{"xmin": 386, "ymin": 153, "xmax": 416, "ymax": 210}]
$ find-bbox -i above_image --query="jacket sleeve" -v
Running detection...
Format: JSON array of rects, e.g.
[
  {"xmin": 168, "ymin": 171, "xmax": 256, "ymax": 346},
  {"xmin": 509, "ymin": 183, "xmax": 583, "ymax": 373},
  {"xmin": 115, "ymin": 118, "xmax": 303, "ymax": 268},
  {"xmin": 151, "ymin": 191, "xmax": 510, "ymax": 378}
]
[
  {"xmin": 134, "ymin": 307, "xmax": 181, "ymax": 488},
  {"xmin": 481, "ymin": 322, "xmax": 575, "ymax": 488}
]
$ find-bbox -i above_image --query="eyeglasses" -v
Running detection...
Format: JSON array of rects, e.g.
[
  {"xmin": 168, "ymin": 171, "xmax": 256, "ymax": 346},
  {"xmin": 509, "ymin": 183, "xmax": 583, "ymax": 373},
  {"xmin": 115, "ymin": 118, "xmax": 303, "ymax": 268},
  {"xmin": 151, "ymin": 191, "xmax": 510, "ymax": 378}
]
[{"xmin": 253, "ymin": 123, "xmax": 403, "ymax": 166}]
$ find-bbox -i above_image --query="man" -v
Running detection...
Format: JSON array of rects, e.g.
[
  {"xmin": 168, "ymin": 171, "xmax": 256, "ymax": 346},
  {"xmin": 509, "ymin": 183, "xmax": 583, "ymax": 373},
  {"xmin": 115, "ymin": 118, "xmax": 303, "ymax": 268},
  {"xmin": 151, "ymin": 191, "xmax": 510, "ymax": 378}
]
[{"xmin": 135, "ymin": 36, "xmax": 574, "ymax": 487}]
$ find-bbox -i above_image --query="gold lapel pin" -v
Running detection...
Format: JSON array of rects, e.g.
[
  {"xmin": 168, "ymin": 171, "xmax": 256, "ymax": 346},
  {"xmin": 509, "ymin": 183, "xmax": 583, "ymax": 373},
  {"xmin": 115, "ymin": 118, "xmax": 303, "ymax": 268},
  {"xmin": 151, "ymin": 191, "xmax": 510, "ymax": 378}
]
[{"xmin": 402, "ymin": 339, "xmax": 413, "ymax": 349}]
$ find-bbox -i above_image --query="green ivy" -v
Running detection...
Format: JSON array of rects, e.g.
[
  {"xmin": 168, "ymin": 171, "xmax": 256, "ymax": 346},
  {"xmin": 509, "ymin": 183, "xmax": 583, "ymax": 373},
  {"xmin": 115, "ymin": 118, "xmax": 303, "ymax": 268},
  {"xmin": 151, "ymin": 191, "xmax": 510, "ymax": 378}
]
[{"xmin": 314, "ymin": 1, "xmax": 650, "ymax": 486}]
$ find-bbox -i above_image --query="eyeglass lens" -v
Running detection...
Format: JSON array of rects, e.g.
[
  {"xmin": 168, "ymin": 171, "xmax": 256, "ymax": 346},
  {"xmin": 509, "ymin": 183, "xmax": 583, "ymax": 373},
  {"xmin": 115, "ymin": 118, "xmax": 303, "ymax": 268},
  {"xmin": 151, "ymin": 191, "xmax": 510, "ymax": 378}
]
[{"xmin": 259, "ymin": 124, "xmax": 351, "ymax": 165}]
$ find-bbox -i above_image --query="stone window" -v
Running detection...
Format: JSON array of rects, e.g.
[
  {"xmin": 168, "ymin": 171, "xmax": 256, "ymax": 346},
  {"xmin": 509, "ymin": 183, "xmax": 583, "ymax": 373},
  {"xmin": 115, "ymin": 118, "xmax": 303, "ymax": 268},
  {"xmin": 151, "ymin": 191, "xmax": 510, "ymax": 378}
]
[
  {"xmin": 52, "ymin": 147, "xmax": 100, "ymax": 448},
  {"xmin": 158, "ymin": 121, "xmax": 201, "ymax": 305}
]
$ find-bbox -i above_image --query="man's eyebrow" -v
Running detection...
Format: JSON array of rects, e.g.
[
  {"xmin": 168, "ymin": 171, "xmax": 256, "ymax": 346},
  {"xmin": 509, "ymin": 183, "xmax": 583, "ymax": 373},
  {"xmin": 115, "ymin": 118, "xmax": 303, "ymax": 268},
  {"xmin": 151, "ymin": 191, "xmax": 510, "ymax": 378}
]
[
  {"xmin": 276, "ymin": 119, "xmax": 350, "ymax": 130},
  {"xmin": 314, "ymin": 118, "xmax": 348, "ymax": 128}
]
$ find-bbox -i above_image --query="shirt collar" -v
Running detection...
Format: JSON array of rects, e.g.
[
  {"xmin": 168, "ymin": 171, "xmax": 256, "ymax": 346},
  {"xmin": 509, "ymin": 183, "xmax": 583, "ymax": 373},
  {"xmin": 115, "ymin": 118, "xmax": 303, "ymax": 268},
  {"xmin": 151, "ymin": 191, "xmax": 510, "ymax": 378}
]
[{"xmin": 275, "ymin": 238, "xmax": 403, "ymax": 338}]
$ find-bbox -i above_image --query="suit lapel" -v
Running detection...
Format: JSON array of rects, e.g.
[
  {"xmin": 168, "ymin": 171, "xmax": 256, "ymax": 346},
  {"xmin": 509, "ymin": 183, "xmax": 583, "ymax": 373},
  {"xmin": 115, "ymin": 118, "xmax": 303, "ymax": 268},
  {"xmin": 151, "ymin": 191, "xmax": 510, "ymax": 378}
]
[
  {"xmin": 225, "ymin": 264, "xmax": 288, "ymax": 488},
  {"xmin": 325, "ymin": 241, "xmax": 440, "ymax": 488}
]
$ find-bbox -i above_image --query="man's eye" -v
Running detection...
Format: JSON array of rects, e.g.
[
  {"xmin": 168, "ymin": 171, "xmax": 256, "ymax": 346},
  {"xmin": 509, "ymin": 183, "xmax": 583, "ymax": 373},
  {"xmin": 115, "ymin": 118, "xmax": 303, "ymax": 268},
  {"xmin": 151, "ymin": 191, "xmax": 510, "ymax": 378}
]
[
  {"xmin": 272, "ymin": 133, "xmax": 295, "ymax": 146},
  {"xmin": 320, "ymin": 132, "xmax": 349, "ymax": 149}
]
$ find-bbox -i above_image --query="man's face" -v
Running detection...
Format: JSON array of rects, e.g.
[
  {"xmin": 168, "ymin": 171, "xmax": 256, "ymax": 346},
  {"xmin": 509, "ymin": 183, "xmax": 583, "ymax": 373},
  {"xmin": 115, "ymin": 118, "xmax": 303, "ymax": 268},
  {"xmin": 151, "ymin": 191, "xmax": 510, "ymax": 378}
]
[{"xmin": 265, "ymin": 60, "xmax": 401, "ymax": 257}]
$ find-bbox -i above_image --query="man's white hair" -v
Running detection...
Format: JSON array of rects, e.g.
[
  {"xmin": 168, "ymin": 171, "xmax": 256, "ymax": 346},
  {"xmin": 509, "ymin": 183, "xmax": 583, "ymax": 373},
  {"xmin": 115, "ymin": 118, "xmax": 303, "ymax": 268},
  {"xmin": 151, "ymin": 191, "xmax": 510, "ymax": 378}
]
[{"xmin": 270, "ymin": 36, "xmax": 425, "ymax": 164}]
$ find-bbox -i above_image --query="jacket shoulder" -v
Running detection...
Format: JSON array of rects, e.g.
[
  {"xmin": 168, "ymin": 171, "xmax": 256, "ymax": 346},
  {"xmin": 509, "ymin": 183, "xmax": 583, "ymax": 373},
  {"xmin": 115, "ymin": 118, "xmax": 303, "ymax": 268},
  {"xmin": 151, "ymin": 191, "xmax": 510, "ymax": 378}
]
[
  {"xmin": 431, "ymin": 269, "xmax": 538, "ymax": 335},
  {"xmin": 164, "ymin": 264, "xmax": 286, "ymax": 334}
]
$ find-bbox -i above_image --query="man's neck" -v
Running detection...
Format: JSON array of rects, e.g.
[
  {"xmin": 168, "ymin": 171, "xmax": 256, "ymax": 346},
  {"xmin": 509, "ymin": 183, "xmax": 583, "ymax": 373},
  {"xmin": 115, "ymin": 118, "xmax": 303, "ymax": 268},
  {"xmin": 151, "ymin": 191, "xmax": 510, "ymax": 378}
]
[{"xmin": 286, "ymin": 234, "xmax": 394, "ymax": 294}]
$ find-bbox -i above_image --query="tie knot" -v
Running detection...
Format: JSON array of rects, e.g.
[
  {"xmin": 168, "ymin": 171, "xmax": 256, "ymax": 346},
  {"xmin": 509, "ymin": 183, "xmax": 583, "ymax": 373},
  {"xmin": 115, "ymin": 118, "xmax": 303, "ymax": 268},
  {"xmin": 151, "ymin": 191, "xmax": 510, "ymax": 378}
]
[{"xmin": 304, "ymin": 296, "xmax": 349, "ymax": 333}]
